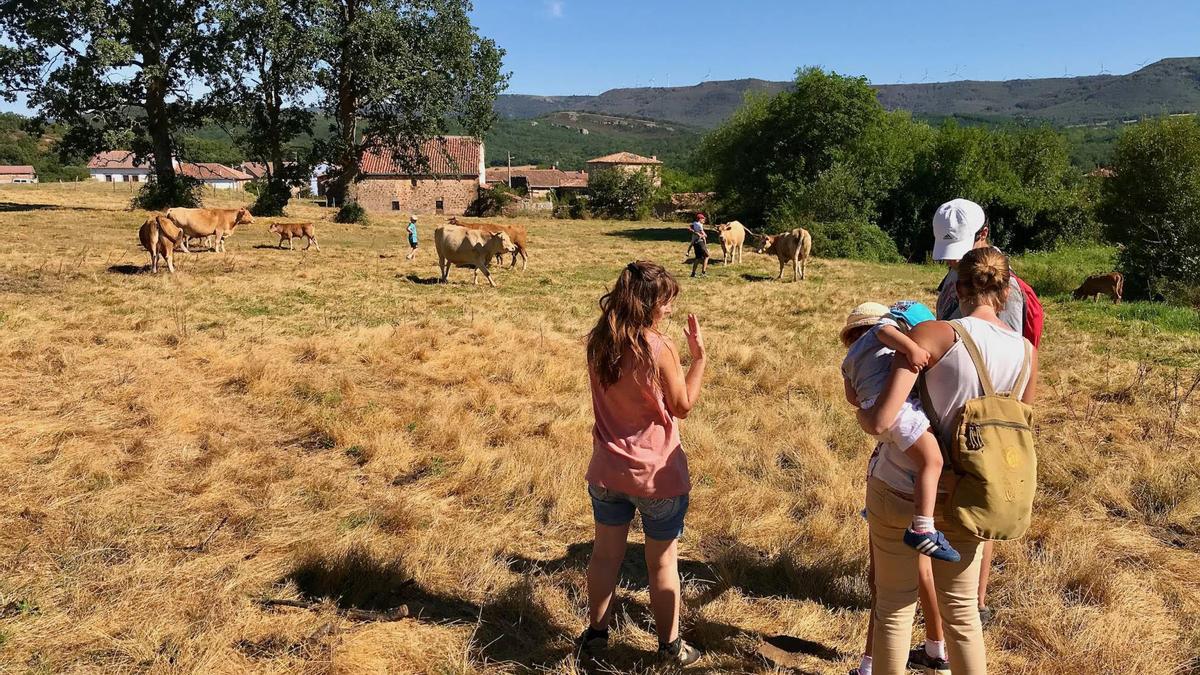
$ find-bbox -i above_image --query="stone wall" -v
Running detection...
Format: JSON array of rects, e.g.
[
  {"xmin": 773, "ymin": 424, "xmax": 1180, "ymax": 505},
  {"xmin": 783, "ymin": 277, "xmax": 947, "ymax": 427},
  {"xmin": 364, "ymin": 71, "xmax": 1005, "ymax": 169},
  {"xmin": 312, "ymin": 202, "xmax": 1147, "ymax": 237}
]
[{"xmin": 351, "ymin": 177, "xmax": 480, "ymax": 215}]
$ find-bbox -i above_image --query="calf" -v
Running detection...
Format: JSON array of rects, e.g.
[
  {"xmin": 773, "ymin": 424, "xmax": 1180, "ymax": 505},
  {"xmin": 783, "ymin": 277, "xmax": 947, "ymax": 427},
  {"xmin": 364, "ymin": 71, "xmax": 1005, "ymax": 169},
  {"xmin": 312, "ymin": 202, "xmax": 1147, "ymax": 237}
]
[
  {"xmin": 138, "ymin": 213, "xmax": 184, "ymax": 273},
  {"xmin": 434, "ymin": 224, "xmax": 517, "ymax": 287},
  {"xmin": 166, "ymin": 207, "xmax": 254, "ymax": 253},
  {"xmin": 269, "ymin": 222, "xmax": 320, "ymax": 251},
  {"xmin": 1073, "ymin": 272, "xmax": 1123, "ymax": 303},
  {"xmin": 716, "ymin": 220, "xmax": 747, "ymax": 264},
  {"xmin": 756, "ymin": 227, "xmax": 813, "ymax": 281},
  {"xmin": 448, "ymin": 217, "xmax": 529, "ymax": 269}
]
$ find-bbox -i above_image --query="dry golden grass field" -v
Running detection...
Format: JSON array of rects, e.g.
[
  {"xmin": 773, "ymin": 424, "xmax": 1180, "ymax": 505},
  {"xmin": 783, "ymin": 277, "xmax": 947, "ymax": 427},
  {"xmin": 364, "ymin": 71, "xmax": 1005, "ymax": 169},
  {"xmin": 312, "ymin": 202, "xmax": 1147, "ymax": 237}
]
[{"xmin": 0, "ymin": 182, "xmax": 1198, "ymax": 674}]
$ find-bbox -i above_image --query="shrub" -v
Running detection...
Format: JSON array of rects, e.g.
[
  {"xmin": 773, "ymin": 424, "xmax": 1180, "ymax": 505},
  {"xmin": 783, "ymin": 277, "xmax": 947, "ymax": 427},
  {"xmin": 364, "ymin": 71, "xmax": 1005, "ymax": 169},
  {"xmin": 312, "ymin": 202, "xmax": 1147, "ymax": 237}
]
[
  {"xmin": 808, "ymin": 220, "xmax": 902, "ymax": 262},
  {"xmin": 251, "ymin": 180, "xmax": 292, "ymax": 217},
  {"xmin": 1099, "ymin": 116, "xmax": 1200, "ymax": 300},
  {"xmin": 468, "ymin": 183, "xmax": 518, "ymax": 217},
  {"xmin": 588, "ymin": 168, "xmax": 654, "ymax": 220},
  {"xmin": 132, "ymin": 175, "xmax": 203, "ymax": 210},
  {"xmin": 334, "ymin": 202, "xmax": 369, "ymax": 224}
]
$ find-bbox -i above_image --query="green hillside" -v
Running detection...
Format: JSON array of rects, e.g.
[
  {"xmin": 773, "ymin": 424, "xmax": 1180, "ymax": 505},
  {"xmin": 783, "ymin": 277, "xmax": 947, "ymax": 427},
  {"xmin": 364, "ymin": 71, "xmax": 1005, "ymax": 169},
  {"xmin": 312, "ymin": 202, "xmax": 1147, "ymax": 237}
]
[{"xmin": 482, "ymin": 112, "xmax": 702, "ymax": 170}]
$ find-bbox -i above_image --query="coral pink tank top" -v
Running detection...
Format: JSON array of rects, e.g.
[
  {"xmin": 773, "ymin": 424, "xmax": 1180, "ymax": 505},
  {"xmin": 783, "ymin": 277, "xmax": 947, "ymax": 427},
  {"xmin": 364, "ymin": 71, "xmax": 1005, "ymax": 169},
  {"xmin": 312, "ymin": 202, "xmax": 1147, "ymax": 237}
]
[{"xmin": 586, "ymin": 330, "xmax": 690, "ymax": 498}]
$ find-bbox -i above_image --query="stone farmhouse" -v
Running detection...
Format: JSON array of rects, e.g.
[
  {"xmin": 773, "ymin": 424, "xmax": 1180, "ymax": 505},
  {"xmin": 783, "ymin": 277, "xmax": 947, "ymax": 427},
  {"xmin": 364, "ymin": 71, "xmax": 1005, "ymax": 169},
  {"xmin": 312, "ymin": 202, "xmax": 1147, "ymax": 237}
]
[
  {"xmin": 585, "ymin": 152, "xmax": 663, "ymax": 187},
  {"xmin": 0, "ymin": 165, "xmax": 38, "ymax": 183},
  {"xmin": 349, "ymin": 136, "xmax": 486, "ymax": 214},
  {"xmin": 486, "ymin": 166, "xmax": 589, "ymax": 203},
  {"xmin": 88, "ymin": 151, "xmax": 251, "ymax": 189}
]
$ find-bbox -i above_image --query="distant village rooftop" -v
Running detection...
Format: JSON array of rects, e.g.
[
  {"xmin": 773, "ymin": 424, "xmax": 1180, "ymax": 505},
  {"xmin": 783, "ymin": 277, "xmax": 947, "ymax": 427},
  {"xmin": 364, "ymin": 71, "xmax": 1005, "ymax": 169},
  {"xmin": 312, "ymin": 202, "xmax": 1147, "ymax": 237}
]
[{"xmin": 587, "ymin": 152, "xmax": 662, "ymax": 165}]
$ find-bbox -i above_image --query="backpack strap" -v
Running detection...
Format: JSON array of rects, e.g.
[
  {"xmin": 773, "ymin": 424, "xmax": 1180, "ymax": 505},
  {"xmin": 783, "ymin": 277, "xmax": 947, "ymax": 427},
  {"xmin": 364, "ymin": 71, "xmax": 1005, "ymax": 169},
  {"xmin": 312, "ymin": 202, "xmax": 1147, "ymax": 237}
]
[
  {"xmin": 1011, "ymin": 339, "xmax": 1033, "ymax": 400},
  {"xmin": 949, "ymin": 320, "xmax": 996, "ymax": 396}
]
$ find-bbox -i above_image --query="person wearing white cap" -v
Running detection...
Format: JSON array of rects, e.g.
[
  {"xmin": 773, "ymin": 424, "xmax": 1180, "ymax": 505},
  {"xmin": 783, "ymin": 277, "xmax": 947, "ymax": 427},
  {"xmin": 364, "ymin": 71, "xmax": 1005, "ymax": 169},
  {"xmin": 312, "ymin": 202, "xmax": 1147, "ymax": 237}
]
[{"xmin": 932, "ymin": 199, "xmax": 1024, "ymax": 335}]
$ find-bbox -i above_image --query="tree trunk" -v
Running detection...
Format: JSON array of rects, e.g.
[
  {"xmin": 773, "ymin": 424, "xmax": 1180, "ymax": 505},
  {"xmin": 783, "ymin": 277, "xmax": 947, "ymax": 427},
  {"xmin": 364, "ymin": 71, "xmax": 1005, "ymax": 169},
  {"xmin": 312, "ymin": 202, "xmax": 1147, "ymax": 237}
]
[
  {"xmin": 145, "ymin": 69, "xmax": 176, "ymax": 185},
  {"xmin": 333, "ymin": 0, "xmax": 359, "ymax": 203}
]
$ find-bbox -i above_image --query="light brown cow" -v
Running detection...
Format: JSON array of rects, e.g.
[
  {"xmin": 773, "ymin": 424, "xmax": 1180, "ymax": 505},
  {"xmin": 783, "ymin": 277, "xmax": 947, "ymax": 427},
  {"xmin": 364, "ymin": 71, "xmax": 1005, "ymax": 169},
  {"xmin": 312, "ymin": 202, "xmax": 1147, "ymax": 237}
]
[
  {"xmin": 716, "ymin": 220, "xmax": 747, "ymax": 264},
  {"xmin": 138, "ymin": 213, "xmax": 184, "ymax": 274},
  {"xmin": 269, "ymin": 222, "xmax": 320, "ymax": 251},
  {"xmin": 434, "ymin": 224, "xmax": 517, "ymax": 287},
  {"xmin": 756, "ymin": 227, "xmax": 813, "ymax": 281},
  {"xmin": 166, "ymin": 207, "xmax": 254, "ymax": 253},
  {"xmin": 448, "ymin": 217, "xmax": 528, "ymax": 269},
  {"xmin": 1073, "ymin": 272, "xmax": 1123, "ymax": 303}
]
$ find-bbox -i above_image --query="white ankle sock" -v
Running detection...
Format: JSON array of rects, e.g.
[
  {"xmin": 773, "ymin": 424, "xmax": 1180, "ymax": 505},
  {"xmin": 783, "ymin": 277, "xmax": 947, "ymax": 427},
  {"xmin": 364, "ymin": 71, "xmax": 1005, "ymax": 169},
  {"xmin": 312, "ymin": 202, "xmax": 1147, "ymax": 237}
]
[
  {"xmin": 925, "ymin": 639, "xmax": 947, "ymax": 660},
  {"xmin": 911, "ymin": 515, "xmax": 935, "ymax": 533},
  {"xmin": 859, "ymin": 654, "xmax": 873, "ymax": 675}
]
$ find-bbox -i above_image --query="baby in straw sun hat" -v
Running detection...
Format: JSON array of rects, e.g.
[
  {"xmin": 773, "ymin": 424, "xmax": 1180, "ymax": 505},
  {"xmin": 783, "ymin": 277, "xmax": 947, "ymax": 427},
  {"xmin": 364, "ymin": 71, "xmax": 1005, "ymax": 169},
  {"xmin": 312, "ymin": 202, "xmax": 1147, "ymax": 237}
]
[{"xmin": 840, "ymin": 300, "xmax": 960, "ymax": 563}]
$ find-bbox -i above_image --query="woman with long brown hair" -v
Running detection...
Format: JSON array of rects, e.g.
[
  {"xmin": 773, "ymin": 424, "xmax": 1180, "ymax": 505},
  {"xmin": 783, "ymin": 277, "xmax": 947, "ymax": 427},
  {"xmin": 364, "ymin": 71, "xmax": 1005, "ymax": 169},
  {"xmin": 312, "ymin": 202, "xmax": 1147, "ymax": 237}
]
[{"xmin": 577, "ymin": 260, "xmax": 706, "ymax": 667}]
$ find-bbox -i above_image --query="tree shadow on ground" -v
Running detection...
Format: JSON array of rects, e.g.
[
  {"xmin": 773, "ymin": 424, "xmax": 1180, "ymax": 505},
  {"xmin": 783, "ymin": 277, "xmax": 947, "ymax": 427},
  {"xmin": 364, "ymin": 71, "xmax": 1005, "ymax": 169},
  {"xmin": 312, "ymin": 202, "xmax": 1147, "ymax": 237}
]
[
  {"xmin": 605, "ymin": 227, "xmax": 693, "ymax": 243},
  {"xmin": 274, "ymin": 546, "xmax": 577, "ymax": 669},
  {"xmin": 0, "ymin": 202, "xmax": 113, "ymax": 213}
]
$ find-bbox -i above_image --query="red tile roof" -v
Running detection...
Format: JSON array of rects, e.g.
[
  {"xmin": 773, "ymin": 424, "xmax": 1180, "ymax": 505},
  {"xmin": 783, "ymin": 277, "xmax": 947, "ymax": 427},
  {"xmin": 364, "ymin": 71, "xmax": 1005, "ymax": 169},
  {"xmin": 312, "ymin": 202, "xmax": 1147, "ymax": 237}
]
[
  {"xmin": 360, "ymin": 136, "xmax": 482, "ymax": 177},
  {"xmin": 238, "ymin": 161, "xmax": 297, "ymax": 179},
  {"xmin": 177, "ymin": 162, "xmax": 253, "ymax": 181},
  {"xmin": 587, "ymin": 152, "xmax": 662, "ymax": 165},
  {"xmin": 488, "ymin": 167, "xmax": 589, "ymax": 188},
  {"xmin": 87, "ymin": 151, "xmax": 149, "ymax": 170},
  {"xmin": 0, "ymin": 165, "xmax": 36, "ymax": 175}
]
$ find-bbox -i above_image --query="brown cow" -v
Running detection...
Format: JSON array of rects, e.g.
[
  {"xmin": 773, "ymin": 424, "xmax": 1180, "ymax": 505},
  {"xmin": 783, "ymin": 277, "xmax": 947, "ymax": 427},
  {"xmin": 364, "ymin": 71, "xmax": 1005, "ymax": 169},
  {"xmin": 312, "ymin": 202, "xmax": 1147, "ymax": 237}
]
[
  {"xmin": 1073, "ymin": 272, "xmax": 1123, "ymax": 303},
  {"xmin": 138, "ymin": 213, "xmax": 184, "ymax": 274},
  {"xmin": 448, "ymin": 217, "xmax": 528, "ymax": 270},
  {"xmin": 269, "ymin": 222, "xmax": 320, "ymax": 251},
  {"xmin": 756, "ymin": 228, "xmax": 813, "ymax": 281},
  {"xmin": 166, "ymin": 207, "xmax": 254, "ymax": 253}
]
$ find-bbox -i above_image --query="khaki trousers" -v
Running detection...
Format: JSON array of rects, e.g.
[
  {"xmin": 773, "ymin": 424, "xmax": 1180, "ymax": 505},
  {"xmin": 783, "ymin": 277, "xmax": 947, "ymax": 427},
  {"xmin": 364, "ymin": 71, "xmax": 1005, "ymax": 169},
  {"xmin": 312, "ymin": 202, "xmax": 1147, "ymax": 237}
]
[{"xmin": 866, "ymin": 477, "xmax": 987, "ymax": 674}]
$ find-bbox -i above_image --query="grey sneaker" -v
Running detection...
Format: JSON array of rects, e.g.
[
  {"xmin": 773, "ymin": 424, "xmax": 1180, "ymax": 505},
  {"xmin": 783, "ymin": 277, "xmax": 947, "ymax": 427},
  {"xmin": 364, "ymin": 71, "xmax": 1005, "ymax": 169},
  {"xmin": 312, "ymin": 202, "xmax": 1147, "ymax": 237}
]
[
  {"xmin": 907, "ymin": 643, "xmax": 950, "ymax": 673},
  {"xmin": 658, "ymin": 637, "xmax": 701, "ymax": 667}
]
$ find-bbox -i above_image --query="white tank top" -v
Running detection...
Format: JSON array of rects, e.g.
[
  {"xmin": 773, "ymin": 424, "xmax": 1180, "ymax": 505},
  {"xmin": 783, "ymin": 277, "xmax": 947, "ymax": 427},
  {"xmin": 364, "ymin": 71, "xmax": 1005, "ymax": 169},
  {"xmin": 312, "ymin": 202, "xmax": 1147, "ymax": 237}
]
[{"xmin": 869, "ymin": 317, "xmax": 1031, "ymax": 494}]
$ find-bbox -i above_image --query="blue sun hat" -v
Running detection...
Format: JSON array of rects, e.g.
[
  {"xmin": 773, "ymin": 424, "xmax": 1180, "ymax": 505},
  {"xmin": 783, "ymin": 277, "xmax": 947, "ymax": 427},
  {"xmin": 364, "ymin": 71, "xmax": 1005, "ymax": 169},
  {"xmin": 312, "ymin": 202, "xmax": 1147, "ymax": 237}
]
[{"xmin": 889, "ymin": 300, "xmax": 936, "ymax": 330}]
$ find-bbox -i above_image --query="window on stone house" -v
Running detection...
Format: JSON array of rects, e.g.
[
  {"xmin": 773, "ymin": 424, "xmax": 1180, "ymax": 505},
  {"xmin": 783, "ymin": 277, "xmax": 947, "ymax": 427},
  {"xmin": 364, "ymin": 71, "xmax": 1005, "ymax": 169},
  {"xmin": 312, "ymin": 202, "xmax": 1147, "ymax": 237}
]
[
  {"xmin": 435, "ymin": 199, "xmax": 444, "ymax": 215},
  {"xmin": 391, "ymin": 200, "xmax": 400, "ymax": 211},
  {"xmin": 411, "ymin": 179, "xmax": 418, "ymax": 187}
]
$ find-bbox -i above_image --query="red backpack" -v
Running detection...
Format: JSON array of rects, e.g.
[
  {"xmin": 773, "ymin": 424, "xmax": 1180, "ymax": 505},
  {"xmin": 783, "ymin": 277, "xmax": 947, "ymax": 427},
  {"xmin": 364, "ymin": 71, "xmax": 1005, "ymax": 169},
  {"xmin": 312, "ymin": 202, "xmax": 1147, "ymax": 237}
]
[{"xmin": 1012, "ymin": 274, "xmax": 1044, "ymax": 348}]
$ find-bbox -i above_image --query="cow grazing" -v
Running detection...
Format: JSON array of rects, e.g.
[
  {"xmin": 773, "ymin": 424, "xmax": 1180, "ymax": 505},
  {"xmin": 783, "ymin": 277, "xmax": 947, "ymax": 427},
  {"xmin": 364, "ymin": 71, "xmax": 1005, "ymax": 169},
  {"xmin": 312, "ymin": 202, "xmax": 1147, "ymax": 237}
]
[
  {"xmin": 1073, "ymin": 272, "xmax": 1123, "ymax": 303},
  {"xmin": 448, "ymin": 217, "xmax": 528, "ymax": 269},
  {"xmin": 716, "ymin": 220, "xmax": 747, "ymax": 264},
  {"xmin": 269, "ymin": 222, "xmax": 320, "ymax": 251},
  {"xmin": 756, "ymin": 228, "xmax": 813, "ymax": 281},
  {"xmin": 138, "ymin": 213, "xmax": 184, "ymax": 274},
  {"xmin": 166, "ymin": 207, "xmax": 254, "ymax": 253},
  {"xmin": 433, "ymin": 224, "xmax": 517, "ymax": 287}
]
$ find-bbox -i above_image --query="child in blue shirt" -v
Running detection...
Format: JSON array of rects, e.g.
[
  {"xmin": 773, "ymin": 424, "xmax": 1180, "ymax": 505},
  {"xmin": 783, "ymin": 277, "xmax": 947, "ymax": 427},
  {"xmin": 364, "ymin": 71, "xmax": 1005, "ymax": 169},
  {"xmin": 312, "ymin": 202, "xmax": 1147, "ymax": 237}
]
[{"xmin": 405, "ymin": 215, "xmax": 419, "ymax": 260}]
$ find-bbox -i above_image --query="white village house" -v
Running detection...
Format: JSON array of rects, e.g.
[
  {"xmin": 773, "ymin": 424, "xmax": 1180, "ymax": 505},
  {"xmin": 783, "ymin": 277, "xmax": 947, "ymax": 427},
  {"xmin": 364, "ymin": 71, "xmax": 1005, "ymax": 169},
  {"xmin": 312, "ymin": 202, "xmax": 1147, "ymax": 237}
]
[{"xmin": 87, "ymin": 151, "xmax": 251, "ymax": 189}]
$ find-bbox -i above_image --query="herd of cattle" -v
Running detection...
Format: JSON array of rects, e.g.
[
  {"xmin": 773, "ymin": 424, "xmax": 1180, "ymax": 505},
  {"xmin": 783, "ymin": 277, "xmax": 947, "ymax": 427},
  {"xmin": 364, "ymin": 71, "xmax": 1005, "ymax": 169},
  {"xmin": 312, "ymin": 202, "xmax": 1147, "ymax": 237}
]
[{"xmin": 134, "ymin": 207, "xmax": 1123, "ymax": 300}]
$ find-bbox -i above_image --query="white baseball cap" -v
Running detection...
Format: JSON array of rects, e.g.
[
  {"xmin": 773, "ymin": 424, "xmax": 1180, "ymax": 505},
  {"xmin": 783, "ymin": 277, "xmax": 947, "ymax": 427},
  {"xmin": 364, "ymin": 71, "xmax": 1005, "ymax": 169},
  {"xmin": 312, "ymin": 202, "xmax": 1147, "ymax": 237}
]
[{"xmin": 932, "ymin": 199, "xmax": 986, "ymax": 262}]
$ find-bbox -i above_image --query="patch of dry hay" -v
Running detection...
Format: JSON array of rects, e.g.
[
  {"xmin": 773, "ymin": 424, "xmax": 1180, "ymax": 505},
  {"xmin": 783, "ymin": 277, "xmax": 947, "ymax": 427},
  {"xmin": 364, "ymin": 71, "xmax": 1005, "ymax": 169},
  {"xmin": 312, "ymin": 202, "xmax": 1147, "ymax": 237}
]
[{"xmin": 0, "ymin": 182, "xmax": 1196, "ymax": 673}]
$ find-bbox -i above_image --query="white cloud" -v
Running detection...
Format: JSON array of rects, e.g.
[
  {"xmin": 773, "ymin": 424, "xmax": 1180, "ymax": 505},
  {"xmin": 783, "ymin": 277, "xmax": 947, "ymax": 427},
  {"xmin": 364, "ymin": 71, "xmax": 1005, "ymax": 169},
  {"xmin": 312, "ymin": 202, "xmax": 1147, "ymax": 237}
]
[{"xmin": 545, "ymin": 0, "xmax": 564, "ymax": 18}]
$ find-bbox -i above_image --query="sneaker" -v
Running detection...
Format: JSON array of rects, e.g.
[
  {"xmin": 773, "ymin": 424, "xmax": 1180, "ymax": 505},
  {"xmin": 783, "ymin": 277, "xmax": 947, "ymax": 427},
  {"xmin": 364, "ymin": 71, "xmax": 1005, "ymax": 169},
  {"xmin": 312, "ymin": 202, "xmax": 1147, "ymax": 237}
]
[
  {"xmin": 904, "ymin": 528, "xmax": 961, "ymax": 562},
  {"xmin": 575, "ymin": 627, "xmax": 608, "ymax": 657},
  {"xmin": 907, "ymin": 643, "xmax": 950, "ymax": 673},
  {"xmin": 658, "ymin": 637, "xmax": 701, "ymax": 667},
  {"xmin": 979, "ymin": 604, "xmax": 995, "ymax": 626}
]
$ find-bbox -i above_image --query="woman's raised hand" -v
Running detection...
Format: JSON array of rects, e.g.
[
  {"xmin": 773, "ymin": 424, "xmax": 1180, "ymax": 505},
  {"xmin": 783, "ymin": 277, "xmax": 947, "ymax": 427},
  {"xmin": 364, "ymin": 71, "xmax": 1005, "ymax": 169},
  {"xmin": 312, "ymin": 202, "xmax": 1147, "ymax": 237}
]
[{"xmin": 684, "ymin": 314, "xmax": 705, "ymax": 362}]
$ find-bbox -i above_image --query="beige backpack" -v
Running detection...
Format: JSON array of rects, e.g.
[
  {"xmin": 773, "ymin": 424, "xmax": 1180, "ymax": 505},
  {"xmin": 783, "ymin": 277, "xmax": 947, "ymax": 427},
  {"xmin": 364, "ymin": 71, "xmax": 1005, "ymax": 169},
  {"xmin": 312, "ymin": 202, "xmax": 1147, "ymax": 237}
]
[{"xmin": 923, "ymin": 321, "xmax": 1036, "ymax": 541}]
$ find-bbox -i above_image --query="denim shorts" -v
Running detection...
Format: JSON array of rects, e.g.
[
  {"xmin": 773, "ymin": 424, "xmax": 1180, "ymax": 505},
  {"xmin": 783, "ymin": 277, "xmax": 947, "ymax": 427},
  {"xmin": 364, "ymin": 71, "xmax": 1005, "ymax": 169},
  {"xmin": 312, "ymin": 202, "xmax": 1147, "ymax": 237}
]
[{"xmin": 588, "ymin": 484, "xmax": 689, "ymax": 541}]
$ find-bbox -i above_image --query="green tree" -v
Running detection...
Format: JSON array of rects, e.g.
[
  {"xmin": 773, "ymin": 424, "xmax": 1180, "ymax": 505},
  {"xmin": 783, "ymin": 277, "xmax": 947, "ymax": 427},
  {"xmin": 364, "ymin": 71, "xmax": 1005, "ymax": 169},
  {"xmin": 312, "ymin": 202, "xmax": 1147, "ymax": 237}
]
[
  {"xmin": 0, "ymin": 0, "xmax": 228, "ymax": 207},
  {"xmin": 1099, "ymin": 117, "xmax": 1200, "ymax": 301},
  {"xmin": 211, "ymin": 0, "xmax": 320, "ymax": 215},
  {"xmin": 589, "ymin": 168, "xmax": 655, "ymax": 220},
  {"xmin": 316, "ymin": 0, "xmax": 507, "ymax": 211}
]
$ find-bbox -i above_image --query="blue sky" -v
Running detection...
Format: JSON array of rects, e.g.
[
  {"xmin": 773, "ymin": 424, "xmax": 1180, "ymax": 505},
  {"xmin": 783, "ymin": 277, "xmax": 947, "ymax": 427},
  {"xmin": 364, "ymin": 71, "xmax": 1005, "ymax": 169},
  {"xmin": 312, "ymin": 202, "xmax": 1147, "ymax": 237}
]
[
  {"xmin": 4, "ymin": 0, "xmax": 1199, "ymax": 114},
  {"xmin": 476, "ymin": 0, "xmax": 1200, "ymax": 94}
]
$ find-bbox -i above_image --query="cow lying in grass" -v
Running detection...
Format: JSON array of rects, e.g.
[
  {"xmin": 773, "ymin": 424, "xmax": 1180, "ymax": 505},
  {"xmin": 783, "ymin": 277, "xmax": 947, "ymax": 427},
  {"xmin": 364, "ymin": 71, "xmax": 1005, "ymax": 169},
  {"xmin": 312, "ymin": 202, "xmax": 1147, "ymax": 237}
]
[
  {"xmin": 756, "ymin": 227, "xmax": 813, "ymax": 281},
  {"xmin": 1073, "ymin": 272, "xmax": 1123, "ymax": 303},
  {"xmin": 434, "ymin": 224, "xmax": 517, "ymax": 287}
]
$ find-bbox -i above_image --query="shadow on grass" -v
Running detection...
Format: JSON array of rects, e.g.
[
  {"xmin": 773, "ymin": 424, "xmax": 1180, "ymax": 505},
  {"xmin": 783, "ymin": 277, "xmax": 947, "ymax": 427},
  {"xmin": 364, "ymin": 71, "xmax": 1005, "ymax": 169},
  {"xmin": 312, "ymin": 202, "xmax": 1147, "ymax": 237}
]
[
  {"xmin": 401, "ymin": 273, "xmax": 441, "ymax": 285},
  {"xmin": 252, "ymin": 244, "xmax": 287, "ymax": 251},
  {"xmin": 605, "ymin": 227, "xmax": 692, "ymax": 243},
  {"xmin": 108, "ymin": 264, "xmax": 148, "ymax": 275},
  {"xmin": 0, "ymin": 202, "xmax": 114, "ymax": 213},
  {"xmin": 740, "ymin": 272, "xmax": 776, "ymax": 282},
  {"xmin": 276, "ymin": 546, "xmax": 576, "ymax": 669}
]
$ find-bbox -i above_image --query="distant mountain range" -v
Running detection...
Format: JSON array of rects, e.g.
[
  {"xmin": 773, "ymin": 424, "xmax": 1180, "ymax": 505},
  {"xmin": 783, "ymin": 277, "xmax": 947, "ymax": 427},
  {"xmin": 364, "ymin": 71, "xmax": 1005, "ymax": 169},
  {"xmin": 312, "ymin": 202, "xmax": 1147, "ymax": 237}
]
[{"xmin": 496, "ymin": 58, "xmax": 1200, "ymax": 129}]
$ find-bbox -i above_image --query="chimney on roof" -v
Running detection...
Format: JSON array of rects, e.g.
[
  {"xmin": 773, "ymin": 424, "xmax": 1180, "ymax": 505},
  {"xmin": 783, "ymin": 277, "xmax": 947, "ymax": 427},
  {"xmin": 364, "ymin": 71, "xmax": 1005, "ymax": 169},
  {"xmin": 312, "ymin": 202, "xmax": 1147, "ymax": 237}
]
[{"xmin": 651, "ymin": 155, "xmax": 657, "ymax": 161}]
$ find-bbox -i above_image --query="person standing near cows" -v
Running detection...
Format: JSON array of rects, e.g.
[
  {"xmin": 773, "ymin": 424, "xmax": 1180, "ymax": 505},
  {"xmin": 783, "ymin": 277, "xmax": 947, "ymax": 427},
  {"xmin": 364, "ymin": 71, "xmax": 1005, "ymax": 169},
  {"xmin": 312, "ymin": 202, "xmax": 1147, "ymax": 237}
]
[
  {"xmin": 405, "ymin": 214, "xmax": 420, "ymax": 260},
  {"xmin": 689, "ymin": 212, "xmax": 710, "ymax": 278}
]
